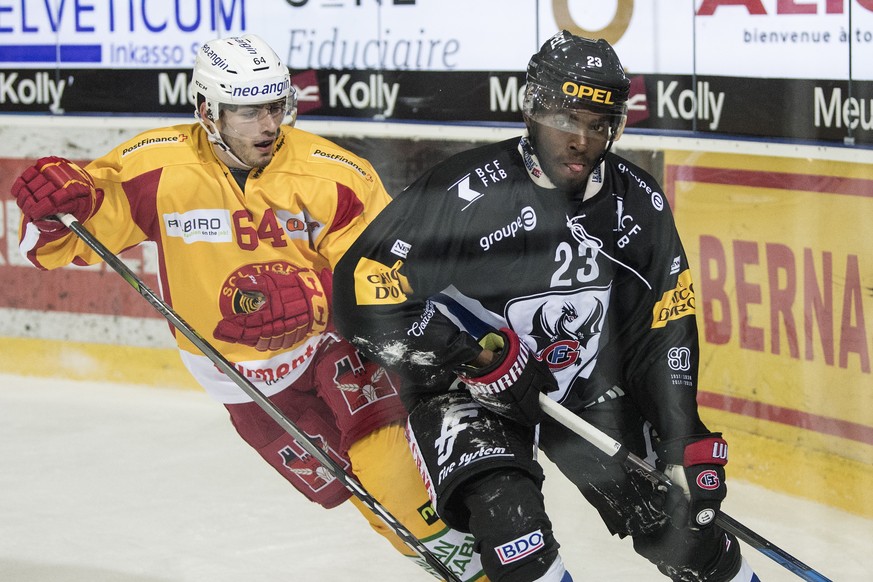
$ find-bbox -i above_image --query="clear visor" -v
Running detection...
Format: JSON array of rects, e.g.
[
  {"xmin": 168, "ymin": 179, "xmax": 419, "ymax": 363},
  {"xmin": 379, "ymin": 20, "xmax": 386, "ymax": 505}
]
[
  {"xmin": 528, "ymin": 108, "xmax": 627, "ymax": 142},
  {"xmin": 523, "ymin": 83, "xmax": 627, "ymax": 142},
  {"xmin": 216, "ymin": 95, "xmax": 296, "ymax": 140}
]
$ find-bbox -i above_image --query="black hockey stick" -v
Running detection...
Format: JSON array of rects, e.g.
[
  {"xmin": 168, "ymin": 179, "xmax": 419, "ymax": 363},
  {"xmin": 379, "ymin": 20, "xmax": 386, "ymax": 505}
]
[
  {"xmin": 57, "ymin": 213, "xmax": 462, "ymax": 582},
  {"xmin": 539, "ymin": 394, "xmax": 833, "ymax": 582}
]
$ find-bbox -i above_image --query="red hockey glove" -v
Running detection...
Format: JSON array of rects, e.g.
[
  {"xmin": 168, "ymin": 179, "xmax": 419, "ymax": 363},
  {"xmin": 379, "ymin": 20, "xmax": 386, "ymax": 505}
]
[
  {"xmin": 11, "ymin": 156, "xmax": 102, "ymax": 232},
  {"xmin": 657, "ymin": 433, "xmax": 728, "ymax": 530},
  {"xmin": 457, "ymin": 328, "xmax": 557, "ymax": 427},
  {"xmin": 213, "ymin": 267, "xmax": 331, "ymax": 352}
]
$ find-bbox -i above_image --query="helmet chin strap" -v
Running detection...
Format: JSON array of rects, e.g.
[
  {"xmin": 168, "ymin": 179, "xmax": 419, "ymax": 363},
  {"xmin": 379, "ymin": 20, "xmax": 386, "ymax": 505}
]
[
  {"xmin": 198, "ymin": 119, "xmax": 253, "ymax": 170},
  {"xmin": 594, "ymin": 134, "xmax": 618, "ymax": 170},
  {"xmin": 194, "ymin": 103, "xmax": 253, "ymax": 170}
]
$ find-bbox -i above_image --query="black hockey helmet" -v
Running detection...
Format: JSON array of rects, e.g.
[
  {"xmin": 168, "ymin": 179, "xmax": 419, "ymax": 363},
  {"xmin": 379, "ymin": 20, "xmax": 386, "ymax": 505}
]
[{"xmin": 524, "ymin": 31, "xmax": 629, "ymax": 140}]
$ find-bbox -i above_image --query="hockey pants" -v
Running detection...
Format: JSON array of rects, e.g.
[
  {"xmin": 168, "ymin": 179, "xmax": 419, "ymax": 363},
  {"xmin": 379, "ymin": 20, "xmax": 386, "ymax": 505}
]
[
  {"xmin": 538, "ymin": 396, "xmax": 743, "ymax": 582},
  {"xmin": 224, "ymin": 338, "xmax": 487, "ymax": 580}
]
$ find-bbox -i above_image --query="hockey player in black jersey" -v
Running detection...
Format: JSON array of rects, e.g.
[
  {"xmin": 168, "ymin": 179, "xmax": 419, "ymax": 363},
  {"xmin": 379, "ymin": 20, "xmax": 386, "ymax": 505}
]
[{"xmin": 334, "ymin": 30, "xmax": 761, "ymax": 582}]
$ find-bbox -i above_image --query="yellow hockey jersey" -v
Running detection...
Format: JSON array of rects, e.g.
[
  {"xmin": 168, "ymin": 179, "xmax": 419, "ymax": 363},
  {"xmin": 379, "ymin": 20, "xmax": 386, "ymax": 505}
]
[{"xmin": 19, "ymin": 123, "xmax": 392, "ymax": 403}]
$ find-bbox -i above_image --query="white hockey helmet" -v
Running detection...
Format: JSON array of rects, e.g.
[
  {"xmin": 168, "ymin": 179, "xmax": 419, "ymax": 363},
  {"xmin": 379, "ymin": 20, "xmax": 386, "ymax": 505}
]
[{"xmin": 189, "ymin": 35, "xmax": 297, "ymax": 151}]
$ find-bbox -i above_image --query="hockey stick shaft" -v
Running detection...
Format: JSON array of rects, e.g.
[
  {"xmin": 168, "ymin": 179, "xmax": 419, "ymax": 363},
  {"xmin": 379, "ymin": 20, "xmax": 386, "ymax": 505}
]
[
  {"xmin": 58, "ymin": 213, "xmax": 461, "ymax": 582},
  {"xmin": 538, "ymin": 394, "xmax": 833, "ymax": 582}
]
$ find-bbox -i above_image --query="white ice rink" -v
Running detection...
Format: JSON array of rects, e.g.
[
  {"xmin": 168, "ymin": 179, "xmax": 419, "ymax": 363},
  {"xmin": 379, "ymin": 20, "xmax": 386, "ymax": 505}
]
[{"xmin": 1, "ymin": 373, "xmax": 870, "ymax": 581}]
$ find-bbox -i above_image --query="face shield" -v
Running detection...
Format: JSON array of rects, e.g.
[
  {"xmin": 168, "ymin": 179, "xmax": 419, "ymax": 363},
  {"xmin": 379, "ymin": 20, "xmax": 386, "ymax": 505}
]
[
  {"xmin": 215, "ymin": 94, "xmax": 296, "ymax": 141},
  {"xmin": 523, "ymin": 81, "xmax": 627, "ymax": 143}
]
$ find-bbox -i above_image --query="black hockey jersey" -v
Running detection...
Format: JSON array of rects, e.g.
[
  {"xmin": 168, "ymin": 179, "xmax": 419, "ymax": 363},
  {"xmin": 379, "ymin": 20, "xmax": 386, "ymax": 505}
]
[{"xmin": 334, "ymin": 136, "xmax": 704, "ymax": 440}]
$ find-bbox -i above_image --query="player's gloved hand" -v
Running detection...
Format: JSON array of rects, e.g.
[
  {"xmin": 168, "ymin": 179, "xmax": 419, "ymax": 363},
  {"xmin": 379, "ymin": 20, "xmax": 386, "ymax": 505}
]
[
  {"xmin": 213, "ymin": 266, "xmax": 331, "ymax": 352},
  {"xmin": 657, "ymin": 433, "xmax": 728, "ymax": 530},
  {"xmin": 457, "ymin": 327, "xmax": 557, "ymax": 427},
  {"xmin": 11, "ymin": 156, "xmax": 102, "ymax": 232}
]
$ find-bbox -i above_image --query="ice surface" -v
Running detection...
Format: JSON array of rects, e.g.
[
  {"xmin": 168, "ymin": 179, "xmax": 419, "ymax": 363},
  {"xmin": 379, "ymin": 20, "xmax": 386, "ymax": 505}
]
[{"xmin": 1, "ymin": 374, "xmax": 869, "ymax": 581}]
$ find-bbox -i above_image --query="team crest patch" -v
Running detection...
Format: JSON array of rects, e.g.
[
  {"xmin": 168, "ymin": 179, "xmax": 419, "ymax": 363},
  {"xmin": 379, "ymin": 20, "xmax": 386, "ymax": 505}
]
[
  {"xmin": 278, "ymin": 434, "xmax": 347, "ymax": 493},
  {"xmin": 697, "ymin": 469, "xmax": 721, "ymax": 490},
  {"xmin": 332, "ymin": 351, "xmax": 398, "ymax": 413}
]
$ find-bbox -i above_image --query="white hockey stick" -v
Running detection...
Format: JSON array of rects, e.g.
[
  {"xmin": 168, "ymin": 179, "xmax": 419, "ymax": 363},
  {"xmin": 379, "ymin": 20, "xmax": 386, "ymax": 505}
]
[
  {"xmin": 57, "ymin": 213, "xmax": 462, "ymax": 582},
  {"xmin": 538, "ymin": 394, "xmax": 833, "ymax": 582}
]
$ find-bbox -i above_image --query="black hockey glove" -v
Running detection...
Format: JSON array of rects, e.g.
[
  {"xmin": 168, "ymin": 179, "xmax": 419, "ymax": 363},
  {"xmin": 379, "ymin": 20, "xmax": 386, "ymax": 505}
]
[
  {"xmin": 656, "ymin": 433, "xmax": 728, "ymax": 530},
  {"xmin": 456, "ymin": 328, "xmax": 557, "ymax": 427}
]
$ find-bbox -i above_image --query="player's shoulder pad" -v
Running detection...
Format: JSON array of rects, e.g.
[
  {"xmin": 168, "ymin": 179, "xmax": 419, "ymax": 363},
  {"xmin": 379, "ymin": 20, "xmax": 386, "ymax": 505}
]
[
  {"xmin": 114, "ymin": 123, "xmax": 200, "ymax": 164},
  {"xmin": 606, "ymin": 152, "xmax": 670, "ymax": 219},
  {"xmin": 404, "ymin": 138, "xmax": 519, "ymax": 199},
  {"xmin": 277, "ymin": 126, "xmax": 378, "ymax": 186}
]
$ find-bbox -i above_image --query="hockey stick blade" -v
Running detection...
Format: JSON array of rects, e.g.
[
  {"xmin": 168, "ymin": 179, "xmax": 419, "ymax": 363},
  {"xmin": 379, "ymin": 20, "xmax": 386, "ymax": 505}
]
[
  {"xmin": 57, "ymin": 213, "xmax": 462, "ymax": 582},
  {"xmin": 539, "ymin": 394, "xmax": 833, "ymax": 582}
]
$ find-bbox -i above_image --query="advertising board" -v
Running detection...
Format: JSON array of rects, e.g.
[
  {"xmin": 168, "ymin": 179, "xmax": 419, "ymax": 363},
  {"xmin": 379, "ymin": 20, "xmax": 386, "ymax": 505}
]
[
  {"xmin": 667, "ymin": 150, "xmax": 873, "ymax": 463},
  {"xmin": 1, "ymin": 1, "xmax": 871, "ymax": 143}
]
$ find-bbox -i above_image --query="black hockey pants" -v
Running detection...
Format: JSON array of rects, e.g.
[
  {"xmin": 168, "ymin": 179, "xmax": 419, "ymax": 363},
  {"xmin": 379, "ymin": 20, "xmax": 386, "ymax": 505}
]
[{"xmin": 538, "ymin": 396, "xmax": 743, "ymax": 582}]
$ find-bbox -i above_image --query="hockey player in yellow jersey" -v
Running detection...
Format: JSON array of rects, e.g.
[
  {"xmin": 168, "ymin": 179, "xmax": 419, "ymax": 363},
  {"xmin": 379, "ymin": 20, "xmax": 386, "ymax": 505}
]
[{"xmin": 12, "ymin": 34, "xmax": 484, "ymax": 581}]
